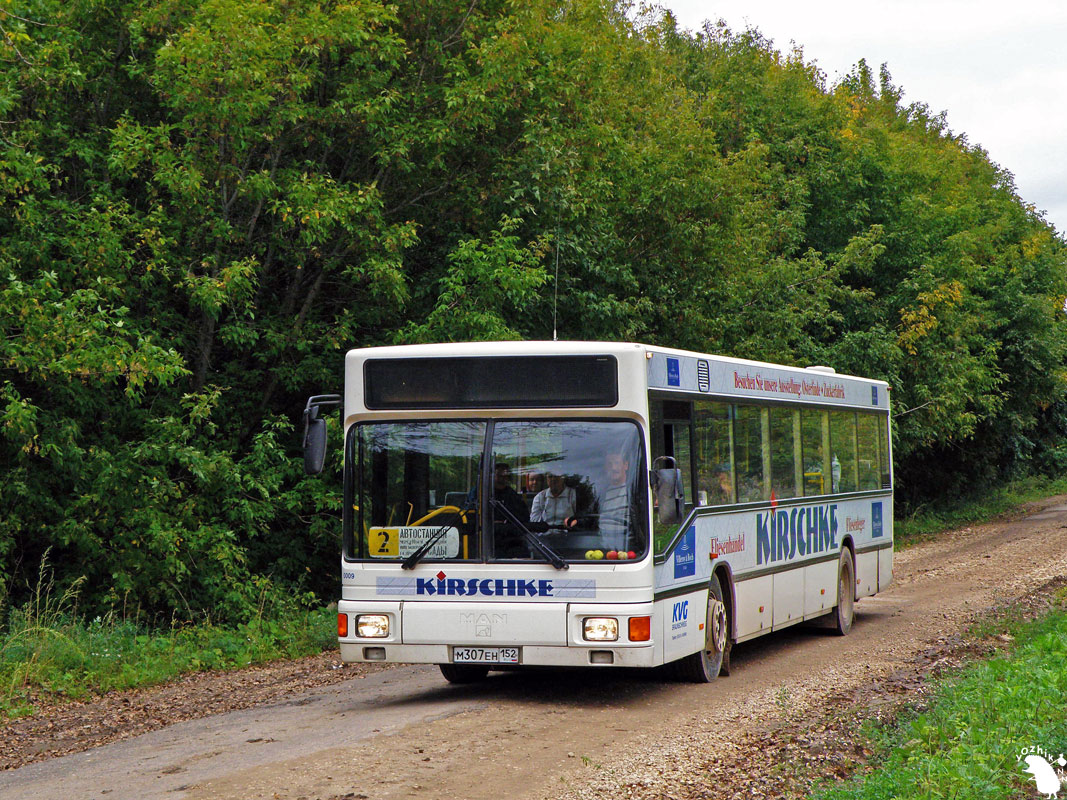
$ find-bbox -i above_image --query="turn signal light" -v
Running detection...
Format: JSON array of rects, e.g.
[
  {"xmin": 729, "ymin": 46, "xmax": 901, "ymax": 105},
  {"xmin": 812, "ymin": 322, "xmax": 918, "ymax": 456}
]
[
  {"xmin": 338, "ymin": 613, "xmax": 349, "ymax": 638},
  {"xmin": 628, "ymin": 616, "xmax": 651, "ymax": 642}
]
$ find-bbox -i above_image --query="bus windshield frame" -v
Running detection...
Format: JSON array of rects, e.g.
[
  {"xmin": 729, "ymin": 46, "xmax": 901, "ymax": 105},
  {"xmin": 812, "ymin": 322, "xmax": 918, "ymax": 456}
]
[{"xmin": 343, "ymin": 418, "xmax": 649, "ymax": 564}]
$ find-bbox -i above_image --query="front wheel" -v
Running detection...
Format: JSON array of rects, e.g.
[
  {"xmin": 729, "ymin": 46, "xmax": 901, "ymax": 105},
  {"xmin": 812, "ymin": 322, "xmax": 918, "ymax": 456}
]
[
  {"xmin": 439, "ymin": 663, "xmax": 489, "ymax": 684},
  {"xmin": 834, "ymin": 548, "xmax": 855, "ymax": 636},
  {"xmin": 670, "ymin": 575, "xmax": 729, "ymax": 683}
]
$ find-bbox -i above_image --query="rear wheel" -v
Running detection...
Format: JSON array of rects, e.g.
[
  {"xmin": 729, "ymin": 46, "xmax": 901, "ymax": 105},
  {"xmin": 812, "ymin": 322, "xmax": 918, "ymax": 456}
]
[
  {"xmin": 671, "ymin": 575, "xmax": 729, "ymax": 683},
  {"xmin": 834, "ymin": 548, "xmax": 855, "ymax": 636},
  {"xmin": 439, "ymin": 663, "xmax": 489, "ymax": 684}
]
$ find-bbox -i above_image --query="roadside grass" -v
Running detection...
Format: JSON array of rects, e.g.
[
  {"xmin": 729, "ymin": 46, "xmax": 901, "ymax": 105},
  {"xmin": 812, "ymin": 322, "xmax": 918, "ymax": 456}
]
[
  {"xmin": 0, "ymin": 562, "xmax": 336, "ymax": 722},
  {"xmin": 814, "ymin": 591, "xmax": 1067, "ymax": 800},
  {"xmin": 896, "ymin": 474, "xmax": 1067, "ymax": 547}
]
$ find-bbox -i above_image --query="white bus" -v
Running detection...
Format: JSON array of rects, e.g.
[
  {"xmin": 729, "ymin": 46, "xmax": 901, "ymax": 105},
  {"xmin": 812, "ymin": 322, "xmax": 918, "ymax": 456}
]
[{"xmin": 303, "ymin": 341, "xmax": 893, "ymax": 683}]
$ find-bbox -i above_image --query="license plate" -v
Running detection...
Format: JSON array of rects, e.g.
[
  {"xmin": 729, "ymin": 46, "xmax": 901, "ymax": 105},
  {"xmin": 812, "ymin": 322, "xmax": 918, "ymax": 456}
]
[{"xmin": 452, "ymin": 647, "xmax": 519, "ymax": 664}]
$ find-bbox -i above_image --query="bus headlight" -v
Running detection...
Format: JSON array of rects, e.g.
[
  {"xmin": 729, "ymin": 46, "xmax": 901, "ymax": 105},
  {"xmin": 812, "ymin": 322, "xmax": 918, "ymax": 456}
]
[
  {"xmin": 355, "ymin": 614, "xmax": 390, "ymax": 638},
  {"xmin": 583, "ymin": 617, "xmax": 619, "ymax": 642}
]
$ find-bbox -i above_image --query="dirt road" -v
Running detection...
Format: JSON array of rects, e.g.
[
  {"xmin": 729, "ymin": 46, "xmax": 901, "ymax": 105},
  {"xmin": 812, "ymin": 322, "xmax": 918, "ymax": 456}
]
[{"xmin": 3, "ymin": 499, "xmax": 1067, "ymax": 800}]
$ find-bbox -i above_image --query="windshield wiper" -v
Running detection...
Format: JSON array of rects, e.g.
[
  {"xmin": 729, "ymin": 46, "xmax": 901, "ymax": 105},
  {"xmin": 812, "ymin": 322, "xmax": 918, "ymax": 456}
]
[
  {"xmin": 489, "ymin": 498, "xmax": 569, "ymax": 570},
  {"xmin": 401, "ymin": 503, "xmax": 472, "ymax": 570}
]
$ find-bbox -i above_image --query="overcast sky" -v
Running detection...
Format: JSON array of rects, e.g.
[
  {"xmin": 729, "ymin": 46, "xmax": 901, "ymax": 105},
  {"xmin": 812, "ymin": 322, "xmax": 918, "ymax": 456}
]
[{"xmin": 660, "ymin": 1, "xmax": 1067, "ymax": 237}]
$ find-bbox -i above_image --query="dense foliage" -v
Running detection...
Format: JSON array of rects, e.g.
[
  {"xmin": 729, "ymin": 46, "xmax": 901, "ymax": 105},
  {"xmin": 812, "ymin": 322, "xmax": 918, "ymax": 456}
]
[{"xmin": 2, "ymin": 0, "xmax": 1065, "ymax": 621}]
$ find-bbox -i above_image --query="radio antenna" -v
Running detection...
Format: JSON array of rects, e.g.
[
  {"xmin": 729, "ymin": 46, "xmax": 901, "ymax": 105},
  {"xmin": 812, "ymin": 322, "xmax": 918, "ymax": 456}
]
[{"xmin": 552, "ymin": 219, "xmax": 561, "ymax": 341}]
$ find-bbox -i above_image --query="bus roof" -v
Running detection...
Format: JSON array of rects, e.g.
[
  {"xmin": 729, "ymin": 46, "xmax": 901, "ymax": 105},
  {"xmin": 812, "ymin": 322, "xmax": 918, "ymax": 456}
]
[{"xmin": 345, "ymin": 341, "xmax": 890, "ymax": 411}]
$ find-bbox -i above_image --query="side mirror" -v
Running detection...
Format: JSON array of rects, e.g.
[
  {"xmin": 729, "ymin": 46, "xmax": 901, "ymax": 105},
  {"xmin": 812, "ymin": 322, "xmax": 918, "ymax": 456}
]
[
  {"xmin": 651, "ymin": 456, "xmax": 685, "ymax": 525},
  {"xmin": 303, "ymin": 394, "xmax": 342, "ymax": 475}
]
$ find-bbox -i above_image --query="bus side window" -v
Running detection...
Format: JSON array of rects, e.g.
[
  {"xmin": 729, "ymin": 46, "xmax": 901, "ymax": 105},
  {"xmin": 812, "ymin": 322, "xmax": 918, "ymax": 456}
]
[
  {"xmin": 879, "ymin": 415, "xmax": 892, "ymax": 488},
  {"xmin": 668, "ymin": 421, "xmax": 694, "ymax": 506},
  {"xmin": 768, "ymin": 407, "xmax": 801, "ymax": 500},
  {"xmin": 830, "ymin": 410, "xmax": 859, "ymax": 493},
  {"xmin": 650, "ymin": 399, "xmax": 665, "ymax": 471},
  {"xmin": 649, "ymin": 399, "xmax": 695, "ymax": 551},
  {"xmin": 801, "ymin": 408, "xmax": 830, "ymax": 496},
  {"xmin": 856, "ymin": 412, "xmax": 882, "ymax": 490},
  {"xmin": 694, "ymin": 400, "xmax": 734, "ymax": 506},
  {"xmin": 650, "ymin": 401, "xmax": 691, "ymax": 487},
  {"xmin": 658, "ymin": 400, "xmax": 694, "ymax": 508},
  {"xmin": 734, "ymin": 404, "xmax": 766, "ymax": 502}
]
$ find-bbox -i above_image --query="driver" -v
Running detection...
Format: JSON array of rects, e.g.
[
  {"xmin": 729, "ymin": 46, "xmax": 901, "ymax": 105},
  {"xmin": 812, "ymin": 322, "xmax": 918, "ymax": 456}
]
[{"xmin": 530, "ymin": 472, "xmax": 576, "ymax": 526}]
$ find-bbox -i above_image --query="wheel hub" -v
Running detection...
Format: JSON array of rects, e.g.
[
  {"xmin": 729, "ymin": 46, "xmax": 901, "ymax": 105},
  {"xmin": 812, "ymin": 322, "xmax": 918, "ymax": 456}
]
[{"xmin": 708, "ymin": 598, "xmax": 727, "ymax": 654}]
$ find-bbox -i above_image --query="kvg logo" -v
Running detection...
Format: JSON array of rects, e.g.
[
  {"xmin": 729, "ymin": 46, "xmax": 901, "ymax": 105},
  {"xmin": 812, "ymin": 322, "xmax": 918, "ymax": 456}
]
[{"xmin": 671, "ymin": 600, "xmax": 688, "ymax": 631}]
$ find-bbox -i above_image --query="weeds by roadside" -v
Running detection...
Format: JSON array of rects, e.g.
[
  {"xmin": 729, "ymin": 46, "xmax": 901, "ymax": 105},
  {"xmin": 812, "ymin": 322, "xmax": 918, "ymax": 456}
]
[
  {"xmin": 812, "ymin": 583, "xmax": 1067, "ymax": 800},
  {"xmin": 0, "ymin": 556, "xmax": 336, "ymax": 722}
]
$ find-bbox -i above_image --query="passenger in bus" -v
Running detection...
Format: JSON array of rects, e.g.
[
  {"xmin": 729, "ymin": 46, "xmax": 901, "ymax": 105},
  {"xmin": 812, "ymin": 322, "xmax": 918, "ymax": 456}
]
[
  {"xmin": 599, "ymin": 452, "xmax": 636, "ymax": 550},
  {"xmin": 706, "ymin": 463, "xmax": 734, "ymax": 505},
  {"xmin": 530, "ymin": 472, "xmax": 577, "ymax": 526},
  {"xmin": 524, "ymin": 472, "xmax": 545, "ymax": 499},
  {"xmin": 567, "ymin": 452, "xmax": 638, "ymax": 552},
  {"xmin": 491, "ymin": 462, "xmax": 530, "ymax": 557}
]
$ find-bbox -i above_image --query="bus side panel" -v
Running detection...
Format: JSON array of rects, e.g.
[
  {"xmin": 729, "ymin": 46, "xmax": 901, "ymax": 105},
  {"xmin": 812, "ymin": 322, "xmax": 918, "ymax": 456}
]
[
  {"xmin": 771, "ymin": 569, "xmax": 804, "ymax": 629},
  {"xmin": 655, "ymin": 494, "xmax": 891, "ymax": 643},
  {"xmin": 879, "ymin": 546, "xmax": 894, "ymax": 591},
  {"xmin": 803, "ymin": 559, "xmax": 837, "ymax": 618},
  {"xmin": 856, "ymin": 551, "xmax": 878, "ymax": 599},
  {"xmin": 734, "ymin": 575, "xmax": 772, "ymax": 640},
  {"xmin": 660, "ymin": 589, "xmax": 709, "ymax": 664}
]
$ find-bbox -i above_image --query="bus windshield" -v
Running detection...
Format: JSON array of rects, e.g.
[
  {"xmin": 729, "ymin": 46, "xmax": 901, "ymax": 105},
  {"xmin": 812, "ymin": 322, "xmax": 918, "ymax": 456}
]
[{"xmin": 349, "ymin": 419, "xmax": 648, "ymax": 563}]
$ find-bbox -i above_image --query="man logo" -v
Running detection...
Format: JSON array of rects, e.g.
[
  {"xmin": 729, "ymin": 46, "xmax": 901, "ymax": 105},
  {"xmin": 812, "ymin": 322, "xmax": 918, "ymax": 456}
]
[{"xmin": 461, "ymin": 612, "xmax": 506, "ymax": 639}]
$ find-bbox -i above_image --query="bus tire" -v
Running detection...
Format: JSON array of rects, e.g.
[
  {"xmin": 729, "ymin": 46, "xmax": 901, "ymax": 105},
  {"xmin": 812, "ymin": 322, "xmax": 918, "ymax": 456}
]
[
  {"xmin": 671, "ymin": 575, "xmax": 728, "ymax": 683},
  {"xmin": 439, "ymin": 663, "xmax": 489, "ymax": 684},
  {"xmin": 833, "ymin": 548, "xmax": 855, "ymax": 636}
]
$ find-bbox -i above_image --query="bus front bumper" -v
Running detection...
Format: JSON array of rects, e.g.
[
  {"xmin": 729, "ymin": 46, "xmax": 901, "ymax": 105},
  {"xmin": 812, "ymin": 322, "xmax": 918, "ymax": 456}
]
[
  {"xmin": 339, "ymin": 598, "xmax": 657, "ymax": 668},
  {"xmin": 340, "ymin": 642, "xmax": 656, "ymax": 668}
]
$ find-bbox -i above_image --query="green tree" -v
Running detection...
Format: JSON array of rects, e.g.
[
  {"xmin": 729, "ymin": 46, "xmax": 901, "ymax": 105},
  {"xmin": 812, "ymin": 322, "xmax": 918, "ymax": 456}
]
[{"xmin": 1, "ymin": 0, "xmax": 1064, "ymax": 620}]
